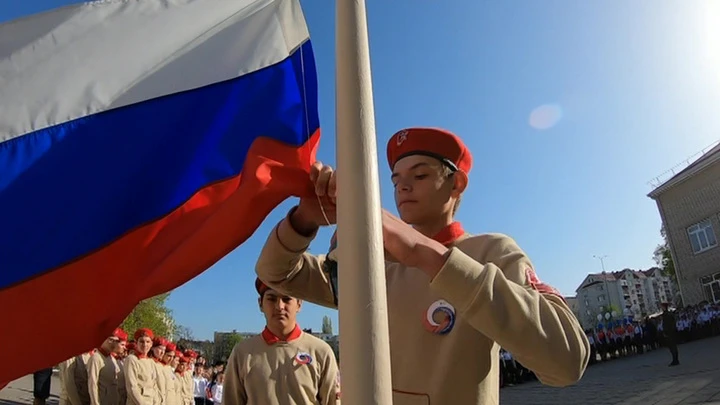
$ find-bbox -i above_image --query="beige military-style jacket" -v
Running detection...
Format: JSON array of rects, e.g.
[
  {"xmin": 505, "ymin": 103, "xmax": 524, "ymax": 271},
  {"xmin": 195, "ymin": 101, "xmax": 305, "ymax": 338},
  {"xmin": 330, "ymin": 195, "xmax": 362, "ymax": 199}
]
[{"xmin": 256, "ymin": 212, "xmax": 590, "ymax": 405}]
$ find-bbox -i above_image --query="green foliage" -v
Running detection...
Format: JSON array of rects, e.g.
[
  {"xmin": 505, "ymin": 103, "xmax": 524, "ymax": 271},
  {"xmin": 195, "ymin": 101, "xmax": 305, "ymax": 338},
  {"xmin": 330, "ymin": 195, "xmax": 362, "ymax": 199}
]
[
  {"xmin": 322, "ymin": 315, "xmax": 333, "ymax": 335},
  {"xmin": 653, "ymin": 226, "xmax": 677, "ymax": 281},
  {"xmin": 218, "ymin": 332, "xmax": 243, "ymax": 361},
  {"xmin": 120, "ymin": 293, "xmax": 175, "ymax": 339}
]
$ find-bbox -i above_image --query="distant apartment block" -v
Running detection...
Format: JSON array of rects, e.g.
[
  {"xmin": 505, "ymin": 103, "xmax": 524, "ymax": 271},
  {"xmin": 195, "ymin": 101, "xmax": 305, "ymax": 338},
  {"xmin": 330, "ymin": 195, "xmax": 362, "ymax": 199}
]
[{"xmin": 574, "ymin": 268, "xmax": 675, "ymax": 329}]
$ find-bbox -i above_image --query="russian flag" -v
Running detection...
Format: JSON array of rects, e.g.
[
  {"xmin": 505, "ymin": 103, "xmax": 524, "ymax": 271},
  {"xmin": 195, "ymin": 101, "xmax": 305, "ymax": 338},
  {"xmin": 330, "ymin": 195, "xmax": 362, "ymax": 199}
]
[{"xmin": 0, "ymin": 0, "xmax": 319, "ymax": 382}]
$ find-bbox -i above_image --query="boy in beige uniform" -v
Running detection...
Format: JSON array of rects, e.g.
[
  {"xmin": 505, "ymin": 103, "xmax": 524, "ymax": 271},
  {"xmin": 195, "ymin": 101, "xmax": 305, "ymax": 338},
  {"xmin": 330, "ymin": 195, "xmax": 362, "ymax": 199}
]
[
  {"xmin": 59, "ymin": 357, "xmax": 78, "ymax": 405},
  {"xmin": 255, "ymin": 127, "xmax": 590, "ymax": 405},
  {"xmin": 88, "ymin": 328, "xmax": 128, "ymax": 405},
  {"xmin": 124, "ymin": 329, "xmax": 158, "ymax": 405},
  {"xmin": 71, "ymin": 350, "xmax": 96, "ymax": 405},
  {"xmin": 150, "ymin": 338, "xmax": 168, "ymax": 405},
  {"xmin": 223, "ymin": 279, "xmax": 340, "ymax": 405},
  {"xmin": 161, "ymin": 344, "xmax": 179, "ymax": 405}
]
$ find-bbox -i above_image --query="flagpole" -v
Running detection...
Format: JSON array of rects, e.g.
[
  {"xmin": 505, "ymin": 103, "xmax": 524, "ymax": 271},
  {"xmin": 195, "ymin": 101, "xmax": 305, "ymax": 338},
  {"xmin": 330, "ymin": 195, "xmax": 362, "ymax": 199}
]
[{"xmin": 335, "ymin": 0, "xmax": 394, "ymax": 404}]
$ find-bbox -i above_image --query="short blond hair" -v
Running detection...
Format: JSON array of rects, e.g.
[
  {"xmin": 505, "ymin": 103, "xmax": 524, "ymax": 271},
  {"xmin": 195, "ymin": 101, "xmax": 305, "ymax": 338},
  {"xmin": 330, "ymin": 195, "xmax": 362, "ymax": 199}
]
[{"xmin": 440, "ymin": 165, "xmax": 461, "ymax": 216}]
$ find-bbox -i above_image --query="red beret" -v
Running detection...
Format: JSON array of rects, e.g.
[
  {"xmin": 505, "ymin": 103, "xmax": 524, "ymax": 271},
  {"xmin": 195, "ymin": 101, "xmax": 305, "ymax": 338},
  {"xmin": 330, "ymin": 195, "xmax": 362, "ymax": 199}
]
[
  {"xmin": 178, "ymin": 355, "xmax": 189, "ymax": 364},
  {"xmin": 166, "ymin": 342, "xmax": 177, "ymax": 352},
  {"xmin": 255, "ymin": 278, "xmax": 270, "ymax": 296},
  {"xmin": 134, "ymin": 328, "xmax": 154, "ymax": 340},
  {"xmin": 152, "ymin": 337, "xmax": 168, "ymax": 348},
  {"xmin": 387, "ymin": 127, "xmax": 472, "ymax": 174},
  {"xmin": 112, "ymin": 328, "xmax": 128, "ymax": 342}
]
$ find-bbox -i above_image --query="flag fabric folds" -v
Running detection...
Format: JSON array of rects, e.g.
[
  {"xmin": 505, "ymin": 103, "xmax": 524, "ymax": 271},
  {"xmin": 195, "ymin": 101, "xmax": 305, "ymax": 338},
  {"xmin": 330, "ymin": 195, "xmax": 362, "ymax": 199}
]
[{"xmin": 0, "ymin": 0, "xmax": 319, "ymax": 383}]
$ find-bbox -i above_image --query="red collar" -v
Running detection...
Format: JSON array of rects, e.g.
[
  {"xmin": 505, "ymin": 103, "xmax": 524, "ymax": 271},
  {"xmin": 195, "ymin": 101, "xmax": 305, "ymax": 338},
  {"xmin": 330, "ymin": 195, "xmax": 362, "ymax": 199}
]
[
  {"xmin": 431, "ymin": 222, "xmax": 465, "ymax": 246},
  {"xmin": 134, "ymin": 350, "xmax": 148, "ymax": 359},
  {"xmin": 261, "ymin": 324, "xmax": 302, "ymax": 345}
]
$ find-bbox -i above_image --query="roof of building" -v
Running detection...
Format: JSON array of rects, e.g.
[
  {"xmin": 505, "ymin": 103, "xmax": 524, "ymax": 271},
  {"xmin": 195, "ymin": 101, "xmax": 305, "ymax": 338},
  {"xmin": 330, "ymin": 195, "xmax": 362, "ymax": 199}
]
[
  {"xmin": 576, "ymin": 267, "xmax": 663, "ymax": 291},
  {"xmin": 648, "ymin": 142, "xmax": 720, "ymax": 199}
]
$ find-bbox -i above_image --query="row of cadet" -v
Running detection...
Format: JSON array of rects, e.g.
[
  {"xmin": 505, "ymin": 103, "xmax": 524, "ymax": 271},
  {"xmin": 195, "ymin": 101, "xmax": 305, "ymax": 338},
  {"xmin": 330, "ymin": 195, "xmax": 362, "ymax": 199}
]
[
  {"xmin": 585, "ymin": 302, "xmax": 720, "ymax": 364},
  {"xmin": 57, "ymin": 327, "xmax": 223, "ymax": 405},
  {"xmin": 55, "ymin": 278, "xmax": 342, "ymax": 405}
]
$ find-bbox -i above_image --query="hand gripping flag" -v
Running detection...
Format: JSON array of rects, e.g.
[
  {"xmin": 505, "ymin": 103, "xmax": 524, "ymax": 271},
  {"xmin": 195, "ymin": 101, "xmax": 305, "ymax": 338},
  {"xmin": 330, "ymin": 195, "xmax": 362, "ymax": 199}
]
[{"xmin": 0, "ymin": 0, "xmax": 319, "ymax": 383}]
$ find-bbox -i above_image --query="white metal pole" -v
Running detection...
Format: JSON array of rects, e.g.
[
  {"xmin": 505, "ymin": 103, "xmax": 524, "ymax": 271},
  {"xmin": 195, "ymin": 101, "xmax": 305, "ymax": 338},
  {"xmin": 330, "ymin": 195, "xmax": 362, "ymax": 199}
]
[{"xmin": 335, "ymin": 0, "xmax": 393, "ymax": 403}]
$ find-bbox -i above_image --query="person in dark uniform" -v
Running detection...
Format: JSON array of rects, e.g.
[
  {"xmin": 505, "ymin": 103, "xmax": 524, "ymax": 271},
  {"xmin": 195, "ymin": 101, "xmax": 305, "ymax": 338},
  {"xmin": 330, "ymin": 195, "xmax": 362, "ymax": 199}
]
[
  {"xmin": 661, "ymin": 303, "xmax": 680, "ymax": 366},
  {"xmin": 33, "ymin": 367, "xmax": 54, "ymax": 405}
]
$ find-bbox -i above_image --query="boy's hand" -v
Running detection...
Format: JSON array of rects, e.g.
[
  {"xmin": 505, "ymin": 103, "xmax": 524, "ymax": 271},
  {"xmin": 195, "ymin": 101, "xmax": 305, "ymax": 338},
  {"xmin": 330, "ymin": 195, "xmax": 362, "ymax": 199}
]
[
  {"xmin": 291, "ymin": 162, "xmax": 337, "ymax": 235},
  {"xmin": 380, "ymin": 209, "xmax": 449, "ymax": 279}
]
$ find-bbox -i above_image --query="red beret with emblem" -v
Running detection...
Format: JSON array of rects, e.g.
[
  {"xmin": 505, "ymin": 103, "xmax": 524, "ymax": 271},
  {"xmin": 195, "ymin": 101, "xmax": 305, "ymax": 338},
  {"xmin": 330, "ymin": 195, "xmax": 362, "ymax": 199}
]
[
  {"xmin": 166, "ymin": 342, "xmax": 177, "ymax": 352},
  {"xmin": 134, "ymin": 328, "xmax": 154, "ymax": 340},
  {"xmin": 387, "ymin": 127, "xmax": 472, "ymax": 174}
]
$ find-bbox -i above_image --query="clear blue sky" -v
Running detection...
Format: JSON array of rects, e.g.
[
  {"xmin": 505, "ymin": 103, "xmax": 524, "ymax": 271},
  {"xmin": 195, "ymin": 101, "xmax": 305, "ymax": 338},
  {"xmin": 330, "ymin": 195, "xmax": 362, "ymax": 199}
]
[{"xmin": 4, "ymin": 1, "xmax": 719, "ymax": 340}]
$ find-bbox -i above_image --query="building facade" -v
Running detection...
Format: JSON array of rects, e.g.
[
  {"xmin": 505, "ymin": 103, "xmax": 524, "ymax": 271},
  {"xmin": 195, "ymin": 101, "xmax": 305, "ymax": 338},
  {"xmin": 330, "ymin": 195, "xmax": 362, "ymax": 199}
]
[
  {"xmin": 574, "ymin": 268, "xmax": 675, "ymax": 329},
  {"xmin": 648, "ymin": 144, "xmax": 720, "ymax": 305}
]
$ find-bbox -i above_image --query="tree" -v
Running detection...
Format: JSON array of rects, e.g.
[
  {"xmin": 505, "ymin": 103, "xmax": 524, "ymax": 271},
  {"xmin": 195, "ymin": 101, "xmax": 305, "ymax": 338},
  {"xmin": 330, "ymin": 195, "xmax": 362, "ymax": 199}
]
[
  {"xmin": 217, "ymin": 332, "xmax": 243, "ymax": 362},
  {"xmin": 174, "ymin": 325, "xmax": 194, "ymax": 342},
  {"xmin": 121, "ymin": 293, "xmax": 175, "ymax": 339},
  {"xmin": 322, "ymin": 315, "xmax": 333, "ymax": 335},
  {"xmin": 653, "ymin": 226, "xmax": 677, "ymax": 281}
]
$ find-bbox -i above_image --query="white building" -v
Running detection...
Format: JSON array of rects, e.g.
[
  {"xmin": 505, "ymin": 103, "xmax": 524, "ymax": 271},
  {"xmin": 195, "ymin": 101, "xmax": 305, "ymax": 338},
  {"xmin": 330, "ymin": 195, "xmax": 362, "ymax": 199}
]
[{"xmin": 575, "ymin": 268, "xmax": 675, "ymax": 329}]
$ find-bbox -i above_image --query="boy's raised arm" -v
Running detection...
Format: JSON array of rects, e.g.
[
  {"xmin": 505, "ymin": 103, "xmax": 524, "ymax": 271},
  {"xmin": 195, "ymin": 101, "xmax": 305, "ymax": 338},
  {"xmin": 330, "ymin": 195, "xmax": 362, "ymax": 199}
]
[{"xmin": 255, "ymin": 207, "xmax": 337, "ymax": 308}]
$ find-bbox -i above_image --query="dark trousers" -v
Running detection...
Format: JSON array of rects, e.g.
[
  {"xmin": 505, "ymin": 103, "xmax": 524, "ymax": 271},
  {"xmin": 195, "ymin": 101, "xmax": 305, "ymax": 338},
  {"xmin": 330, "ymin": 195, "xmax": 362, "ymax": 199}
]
[
  {"xmin": 194, "ymin": 398, "xmax": 206, "ymax": 405},
  {"xmin": 666, "ymin": 335, "xmax": 679, "ymax": 364},
  {"xmin": 33, "ymin": 368, "xmax": 53, "ymax": 400}
]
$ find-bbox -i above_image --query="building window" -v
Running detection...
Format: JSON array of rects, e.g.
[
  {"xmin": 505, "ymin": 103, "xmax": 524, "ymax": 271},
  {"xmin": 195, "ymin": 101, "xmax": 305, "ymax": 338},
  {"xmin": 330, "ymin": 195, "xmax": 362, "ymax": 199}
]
[
  {"xmin": 597, "ymin": 295, "xmax": 605, "ymax": 303},
  {"xmin": 701, "ymin": 272, "xmax": 720, "ymax": 303},
  {"xmin": 687, "ymin": 219, "xmax": 718, "ymax": 254}
]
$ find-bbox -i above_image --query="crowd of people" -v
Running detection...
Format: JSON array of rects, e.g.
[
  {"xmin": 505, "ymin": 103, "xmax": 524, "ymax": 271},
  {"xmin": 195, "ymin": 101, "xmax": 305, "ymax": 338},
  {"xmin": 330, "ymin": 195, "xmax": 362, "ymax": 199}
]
[
  {"xmin": 586, "ymin": 302, "xmax": 720, "ymax": 367},
  {"xmin": 499, "ymin": 302, "xmax": 720, "ymax": 388},
  {"xmin": 52, "ymin": 328, "xmax": 225, "ymax": 405},
  {"xmin": 36, "ymin": 276, "xmax": 340, "ymax": 405}
]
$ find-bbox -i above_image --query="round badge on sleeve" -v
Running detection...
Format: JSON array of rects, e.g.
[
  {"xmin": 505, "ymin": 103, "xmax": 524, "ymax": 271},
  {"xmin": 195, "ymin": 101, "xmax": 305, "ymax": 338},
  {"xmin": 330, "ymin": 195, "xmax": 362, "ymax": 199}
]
[
  {"xmin": 423, "ymin": 300, "xmax": 456, "ymax": 335},
  {"xmin": 295, "ymin": 352, "xmax": 313, "ymax": 365}
]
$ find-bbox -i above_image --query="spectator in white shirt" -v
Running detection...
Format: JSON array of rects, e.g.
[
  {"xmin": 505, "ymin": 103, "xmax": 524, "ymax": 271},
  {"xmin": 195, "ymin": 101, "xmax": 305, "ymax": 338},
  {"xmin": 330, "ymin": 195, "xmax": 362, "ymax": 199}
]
[
  {"xmin": 210, "ymin": 372, "xmax": 223, "ymax": 405},
  {"xmin": 193, "ymin": 365, "xmax": 208, "ymax": 405}
]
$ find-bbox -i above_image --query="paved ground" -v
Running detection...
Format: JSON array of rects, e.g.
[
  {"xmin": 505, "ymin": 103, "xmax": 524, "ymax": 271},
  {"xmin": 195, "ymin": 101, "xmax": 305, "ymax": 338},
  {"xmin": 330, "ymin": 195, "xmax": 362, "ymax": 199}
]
[
  {"xmin": 0, "ymin": 374, "xmax": 60, "ymax": 405},
  {"xmin": 3, "ymin": 337, "xmax": 719, "ymax": 404},
  {"xmin": 502, "ymin": 336, "xmax": 720, "ymax": 404}
]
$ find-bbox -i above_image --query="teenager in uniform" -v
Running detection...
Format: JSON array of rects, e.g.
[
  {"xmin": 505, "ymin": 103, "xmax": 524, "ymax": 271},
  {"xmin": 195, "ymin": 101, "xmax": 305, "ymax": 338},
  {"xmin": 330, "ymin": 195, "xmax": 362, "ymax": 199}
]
[
  {"xmin": 223, "ymin": 279, "xmax": 340, "ymax": 405},
  {"xmin": 88, "ymin": 328, "xmax": 128, "ymax": 405},
  {"xmin": 150, "ymin": 337, "xmax": 168, "ymax": 405},
  {"xmin": 181, "ymin": 354, "xmax": 195, "ymax": 405},
  {"xmin": 124, "ymin": 329, "xmax": 158, "ymax": 405},
  {"xmin": 161, "ymin": 344, "xmax": 179, "ymax": 405},
  {"xmin": 255, "ymin": 127, "xmax": 589, "ymax": 404}
]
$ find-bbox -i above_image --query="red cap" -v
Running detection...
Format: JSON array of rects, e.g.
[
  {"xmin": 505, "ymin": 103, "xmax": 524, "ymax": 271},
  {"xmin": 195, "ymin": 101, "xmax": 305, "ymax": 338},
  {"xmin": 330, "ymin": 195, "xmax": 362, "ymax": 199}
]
[
  {"xmin": 387, "ymin": 127, "xmax": 472, "ymax": 174},
  {"xmin": 255, "ymin": 278, "xmax": 270, "ymax": 296},
  {"xmin": 178, "ymin": 355, "xmax": 189, "ymax": 364},
  {"xmin": 152, "ymin": 337, "xmax": 168, "ymax": 348},
  {"xmin": 166, "ymin": 342, "xmax": 177, "ymax": 352},
  {"xmin": 134, "ymin": 328, "xmax": 154, "ymax": 340},
  {"xmin": 112, "ymin": 328, "xmax": 128, "ymax": 342}
]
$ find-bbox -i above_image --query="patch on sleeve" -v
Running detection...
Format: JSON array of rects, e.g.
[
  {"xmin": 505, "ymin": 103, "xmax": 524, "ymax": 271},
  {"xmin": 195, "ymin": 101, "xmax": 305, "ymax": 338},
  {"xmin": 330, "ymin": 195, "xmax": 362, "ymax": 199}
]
[{"xmin": 525, "ymin": 267, "xmax": 565, "ymax": 302}]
